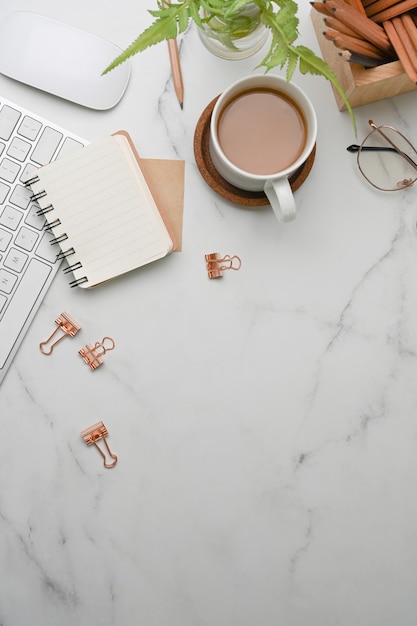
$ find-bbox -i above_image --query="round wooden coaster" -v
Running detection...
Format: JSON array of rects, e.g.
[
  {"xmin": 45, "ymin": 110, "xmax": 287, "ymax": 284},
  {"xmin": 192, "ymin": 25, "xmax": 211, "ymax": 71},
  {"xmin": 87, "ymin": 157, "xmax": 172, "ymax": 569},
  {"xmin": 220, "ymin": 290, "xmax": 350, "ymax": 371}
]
[{"xmin": 193, "ymin": 95, "xmax": 316, "ymax": 207}]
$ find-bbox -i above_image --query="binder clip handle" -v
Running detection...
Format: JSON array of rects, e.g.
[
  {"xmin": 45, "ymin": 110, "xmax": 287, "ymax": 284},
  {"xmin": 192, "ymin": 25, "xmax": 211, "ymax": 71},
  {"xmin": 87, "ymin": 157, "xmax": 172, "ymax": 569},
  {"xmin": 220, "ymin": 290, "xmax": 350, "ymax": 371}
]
[
  {"xmin": 92, "ymin": 336, "xmax": 115, "ymax": 359},
  {"xmin": 39, "ymin": 311, "xmax": 81, "ymax": 355},
  {"xmin": 205, "ymin": 253, "xmax": 241, "ymax": 279},
  {"xmin": 81, "ymin": 421, "xmax": 118, "ymax": 468}
]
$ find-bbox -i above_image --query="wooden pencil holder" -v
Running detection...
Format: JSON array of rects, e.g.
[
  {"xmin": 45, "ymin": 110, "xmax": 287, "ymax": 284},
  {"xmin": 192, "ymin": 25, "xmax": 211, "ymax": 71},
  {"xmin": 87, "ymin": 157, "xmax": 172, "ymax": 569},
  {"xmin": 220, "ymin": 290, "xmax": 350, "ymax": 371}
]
[{"xmin": 310, "ymin": 8, "xmax": 417, "ymax": 110}]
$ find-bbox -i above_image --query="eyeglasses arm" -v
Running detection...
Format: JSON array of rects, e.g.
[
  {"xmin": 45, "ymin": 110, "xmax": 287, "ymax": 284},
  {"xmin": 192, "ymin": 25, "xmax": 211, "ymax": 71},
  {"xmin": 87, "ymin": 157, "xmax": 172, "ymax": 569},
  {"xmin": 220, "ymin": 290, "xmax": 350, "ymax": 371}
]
[
  {"xmin": 346, "ymin": 144, "xmax": 417, "ymax": 168},
  {"xmin": 347, "ymin": 144, "xmax": 396, "ymax": 153}
]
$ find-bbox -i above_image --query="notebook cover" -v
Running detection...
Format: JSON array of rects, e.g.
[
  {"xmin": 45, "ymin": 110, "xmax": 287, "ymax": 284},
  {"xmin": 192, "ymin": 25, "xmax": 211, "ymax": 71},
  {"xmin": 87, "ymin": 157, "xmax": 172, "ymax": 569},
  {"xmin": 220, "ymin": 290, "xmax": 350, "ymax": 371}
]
[{"xmin": 114, "ymin": 130, "xmax": 184, "ymax": 252}]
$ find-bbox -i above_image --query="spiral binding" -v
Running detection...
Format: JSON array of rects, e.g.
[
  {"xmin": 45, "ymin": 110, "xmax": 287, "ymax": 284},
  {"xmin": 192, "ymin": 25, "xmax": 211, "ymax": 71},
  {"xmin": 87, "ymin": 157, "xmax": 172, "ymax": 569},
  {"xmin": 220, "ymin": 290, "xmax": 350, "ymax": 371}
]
[
  {"xmin": 25, "ymin": 175, "xmax": 40, "ymax": 186},
  {"xmin": 50, "ymin": 233, "xmax": 68, "ymax": 245},
  {"xmin": 69, "ymin": 276, "xmax": 88, "ymax": 287},
  {"xmin": 36, "ymin": 204, "xmax": 54, "ymax": 216},
  {"xmin": 31, "ymin": 189, "xmax": 47, "ymax": 202},
  {"xmin": 28, "ymin": 178, "xmax": 89, "ymax": 288},
  {"xmin": 56, "ymin": 248, "xmax": 76, "ymax": 260},
  {"xmin": 63, "ymin": 261, "xmax": 83, "ymax": 274},
  {"xmin": 44, "ymin": 218, "xmax": 61, "ymax": 232}
]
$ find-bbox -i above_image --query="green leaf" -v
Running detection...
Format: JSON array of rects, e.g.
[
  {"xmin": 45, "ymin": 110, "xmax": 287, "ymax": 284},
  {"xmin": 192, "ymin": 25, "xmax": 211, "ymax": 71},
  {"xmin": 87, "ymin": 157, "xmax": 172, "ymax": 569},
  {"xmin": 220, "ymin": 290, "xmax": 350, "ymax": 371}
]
[
  {"xmin": 178, "ymin": 7, "xmax": 191, "ymax": 31},
  {"xmin": 102, "ymin": 16, "xmax": 178, "ymax": 74},
  {"xmin": 285, "ymin": 49, "xmax": 298, "ymax": 82},
  {"xmin": 295, "ymin": 45, "xmax": 356, "ymax": 133},
  {"xmin": 189, "ymin": 1, "xmax": 203, "ymax": 26}
]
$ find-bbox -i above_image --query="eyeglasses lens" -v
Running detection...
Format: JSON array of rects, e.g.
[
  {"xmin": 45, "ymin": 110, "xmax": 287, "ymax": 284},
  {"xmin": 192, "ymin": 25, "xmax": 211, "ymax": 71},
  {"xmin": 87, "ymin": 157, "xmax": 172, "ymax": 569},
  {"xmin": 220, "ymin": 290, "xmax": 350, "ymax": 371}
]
[{"xmin": 358, "ymin": 126, "xmax": 417, "ymax": 191}]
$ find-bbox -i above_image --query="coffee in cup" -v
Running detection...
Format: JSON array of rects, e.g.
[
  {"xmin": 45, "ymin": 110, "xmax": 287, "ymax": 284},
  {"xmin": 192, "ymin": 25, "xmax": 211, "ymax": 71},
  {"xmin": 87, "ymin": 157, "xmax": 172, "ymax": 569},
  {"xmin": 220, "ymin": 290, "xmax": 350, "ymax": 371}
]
[{"xmin": 209, "ymin": 75, "xmax": 317, "ymax": 222}]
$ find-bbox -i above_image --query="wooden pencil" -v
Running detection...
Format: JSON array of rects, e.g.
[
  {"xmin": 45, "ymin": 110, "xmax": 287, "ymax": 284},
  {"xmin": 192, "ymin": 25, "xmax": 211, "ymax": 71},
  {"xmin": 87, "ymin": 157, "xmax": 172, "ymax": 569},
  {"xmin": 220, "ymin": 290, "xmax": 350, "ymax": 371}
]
[
  {"xmin": 400, "ymin": 11, "xmax": 417, "ymax": 46},
  {"xmin": 324, "ymin": 28, "xmax": 393, "ymax": 55},
  {"xmin": 323, "ymin": 0, "xmax": 394, "ymax": 50},
  {"xmin": 338, "ymin": 48, "xmax": 389, "ymax": 64},
  {"xmin": 370, "ymin": 0, "xmax": 417, "ymax": 21},
  {"xmin": 392, "ymin": 15, "xmax": 417, "ymax": 65},
  {"xmin": 383, "ymin": 18, "xmax": 417, "ymax": 81},
  {"xmin": 310, "ymin": 1, "xmax": 334, "ymax": 16},
  {"xmin": 167, "ymin": 38, "xmax": 184, "ymax": 108},
  {"xmin": 164, "ymin": 0, "xmax": 184, "ymax": 108},
  {"xmin": 323, "ymin": 14, "xmax": 364, "ymax": 36},
  {"xmin": 366, "ymin": 0, "xmax": 405, "ymax": 16}
]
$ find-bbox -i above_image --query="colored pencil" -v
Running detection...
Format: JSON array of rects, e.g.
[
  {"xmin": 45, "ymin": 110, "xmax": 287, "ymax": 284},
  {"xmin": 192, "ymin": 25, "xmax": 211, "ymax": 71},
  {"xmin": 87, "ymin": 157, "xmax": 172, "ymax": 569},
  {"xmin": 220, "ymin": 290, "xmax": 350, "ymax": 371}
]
[
  {"xmin": 366, "ymin": 0, "xmax": 406, "ymax": 16},
  {"xmin": 164, "ymin": 0, "xmax": 184, "ymax": 109},
  {"xmin": 324, "ymin": 28, "xmax": 393, "ymax": 55},
  {"xmin": 323, "ymin": 14, "xmax": 363, "ymax": 36},
  {"xmin": 310, "ymin": 1, "xmax": 334, "ymax": 16},
  {"xmin": 392, "ymin": 15, "xmax": 417, "ymax": 65},
  {"xmin": 338, "ymin": 48, "xmax": 390, "ymax": 65},
  {"xmin": 383, "ymin": 18, "xmax": 417, "ymax": 81},
  {"xmin": 323, "ymin": 0, "xmax": 394, "ymax": 50},
  {"xmin": 167, "ymin": 38, "xmax": 184, "ymax": 109},
  {"xmin": 401, "ymin": 11, "xmax": 417, "ymax": 46},
  {"xmin": 369, "ymin": 0, "xmax": 417, "ymax": 22}
]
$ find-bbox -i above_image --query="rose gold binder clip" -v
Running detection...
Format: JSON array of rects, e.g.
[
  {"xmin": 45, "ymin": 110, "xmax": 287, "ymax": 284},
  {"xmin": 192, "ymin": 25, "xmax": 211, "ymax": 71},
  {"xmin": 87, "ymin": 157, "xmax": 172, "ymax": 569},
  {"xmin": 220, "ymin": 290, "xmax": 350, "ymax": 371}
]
[
  {"xmin": 205, "ymin": 253, "xmax": 241, "ymax": 279},
  {"xmin": 79, "ymin": 336, "xmax": 115, "ymax": 370},
  {"xmin": 81, "ymin": 421, "xmax": 118, "ymax": 468},
  {"xmin": 39, "ymin": 311, "xmax": 81, "ymax": 355}
]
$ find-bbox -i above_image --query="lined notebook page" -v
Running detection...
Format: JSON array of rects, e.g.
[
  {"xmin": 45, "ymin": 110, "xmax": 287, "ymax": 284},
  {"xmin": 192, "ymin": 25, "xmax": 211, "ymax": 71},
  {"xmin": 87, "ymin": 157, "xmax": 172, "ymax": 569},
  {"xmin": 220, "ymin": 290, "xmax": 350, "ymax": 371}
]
[{"xmin": 30, "ymin": 134, "xmax": 173, "ymax": 287}]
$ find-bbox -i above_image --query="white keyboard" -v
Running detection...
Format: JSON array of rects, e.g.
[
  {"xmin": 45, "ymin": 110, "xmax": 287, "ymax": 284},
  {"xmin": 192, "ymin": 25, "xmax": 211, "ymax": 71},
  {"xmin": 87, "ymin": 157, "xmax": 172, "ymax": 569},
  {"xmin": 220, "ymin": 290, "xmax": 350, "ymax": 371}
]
[{"xmin": 0, "ymin": 97, "xmax": 86, "ymax": 385}]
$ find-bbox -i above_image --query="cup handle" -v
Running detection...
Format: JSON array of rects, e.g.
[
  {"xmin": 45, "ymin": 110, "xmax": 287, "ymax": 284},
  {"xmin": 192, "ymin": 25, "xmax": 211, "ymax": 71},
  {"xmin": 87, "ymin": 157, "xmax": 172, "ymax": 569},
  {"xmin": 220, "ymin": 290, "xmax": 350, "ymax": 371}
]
[{"xmin": 264, "ymin": 177, "xmax": 296, "ymax": 222}]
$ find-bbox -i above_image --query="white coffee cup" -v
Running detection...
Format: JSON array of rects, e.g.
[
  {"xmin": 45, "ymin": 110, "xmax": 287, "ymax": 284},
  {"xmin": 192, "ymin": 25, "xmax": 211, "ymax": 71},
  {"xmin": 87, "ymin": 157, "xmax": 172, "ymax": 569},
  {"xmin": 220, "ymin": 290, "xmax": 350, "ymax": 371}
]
[{"xmin": 209, "ymin": 75, "xmax": 317, "ymax": 222}]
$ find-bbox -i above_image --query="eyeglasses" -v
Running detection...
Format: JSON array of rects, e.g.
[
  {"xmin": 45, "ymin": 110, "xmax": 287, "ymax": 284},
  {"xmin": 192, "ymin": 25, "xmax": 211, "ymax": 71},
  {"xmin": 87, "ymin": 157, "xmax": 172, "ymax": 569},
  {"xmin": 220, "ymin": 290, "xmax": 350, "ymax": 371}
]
[{"xmin": 347, "ymin": 120, "xmax": 417, "ymax": 192}]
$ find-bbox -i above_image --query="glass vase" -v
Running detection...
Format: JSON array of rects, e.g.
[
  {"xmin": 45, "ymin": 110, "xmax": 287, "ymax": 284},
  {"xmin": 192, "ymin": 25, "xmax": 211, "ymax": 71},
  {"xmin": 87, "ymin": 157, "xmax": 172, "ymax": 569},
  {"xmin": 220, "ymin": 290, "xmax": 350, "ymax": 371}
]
[{"xmin": 197, "ymin": 2, "xmax": 269, "ymax": 60}]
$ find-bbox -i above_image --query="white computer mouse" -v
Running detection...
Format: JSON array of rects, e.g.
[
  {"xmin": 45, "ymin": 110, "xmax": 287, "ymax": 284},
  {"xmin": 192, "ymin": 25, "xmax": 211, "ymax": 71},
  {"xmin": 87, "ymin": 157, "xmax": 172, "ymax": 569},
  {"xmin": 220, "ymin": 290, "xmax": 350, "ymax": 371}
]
[{"xmin": 0, "ymin": 11, "xmax": 130, "ymax": 110}]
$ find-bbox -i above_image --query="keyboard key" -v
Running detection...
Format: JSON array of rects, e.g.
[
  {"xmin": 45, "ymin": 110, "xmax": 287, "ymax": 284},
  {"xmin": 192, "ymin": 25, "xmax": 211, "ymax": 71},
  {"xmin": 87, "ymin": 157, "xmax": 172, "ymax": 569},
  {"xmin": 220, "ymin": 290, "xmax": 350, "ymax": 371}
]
[
  {"xmin": 0, "ymin": 105, "xmax": 21, "ymax": 140},
  {"xmin": 25, "ymin": 203, "xmax": 45, "ymax": 230},
  {"xmin": 35, "ymin": 230, "xmax": 60, "ymax": 264},
  {"xmin": 57, "ymin": 137, "xmax": 84, "ymax": 159},
  {"xmin": 0, "ymin": 227, "xmax": 13, "ymax": 251},
  {"xmin": 4, "ymin": 247, "xmax": 28, "ymax": 272},
  {"xmin": 0, "ymin": 268, "xmax": 17, "ymax": 293},
  {"xmin": 15, "ymin": 226, "xmax": 38, "ymax": 252},
  {"xmin": 18, "ymin": 115, "xmax": 42, "ymax": 141},
  {"xmin": 0, "ymin": 157, "xmax": 21, "ymax": 183},
  {"xmin": 0, "ymin": 258, "xmax": 52, "ymax": 367},
  {"xmin": 7, "ymin": 136, "xmax": 31, "ymax": 162},
  {"xmin": 0, "ymin": 205, "xmax": 23, "ymax": 230},
  {"xmin": 0, "ymin": 181, "xmax": 10, "ymax": 203},
  {"xmin": 31, "ymin": 126, "xmax": 63, "ymax": 165},
  {"xmin": 20, "ymin": 163, "xmax": 38, "ymax": 184},
  {"xmin": 9, "ymin": 184, "xmax": 32, "ymax": 209}
]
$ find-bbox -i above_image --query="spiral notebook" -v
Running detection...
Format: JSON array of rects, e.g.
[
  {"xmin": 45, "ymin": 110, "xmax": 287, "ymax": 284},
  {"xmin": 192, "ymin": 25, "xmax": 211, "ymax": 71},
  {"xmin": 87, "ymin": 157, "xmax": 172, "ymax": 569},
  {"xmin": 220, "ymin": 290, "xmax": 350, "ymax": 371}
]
[{"xmin": 28, "ymin": 131, "xmax": 184, "ymax": 288}]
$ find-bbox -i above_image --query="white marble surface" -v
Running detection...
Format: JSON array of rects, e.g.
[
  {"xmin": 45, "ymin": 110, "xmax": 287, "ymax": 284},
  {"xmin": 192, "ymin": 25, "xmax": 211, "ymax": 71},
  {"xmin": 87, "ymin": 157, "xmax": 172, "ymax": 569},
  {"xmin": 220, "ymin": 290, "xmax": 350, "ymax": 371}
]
[{"xmin": 1, "ymin": 1, "xmax": 417, "ymax": 624}]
